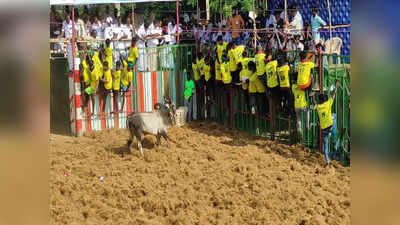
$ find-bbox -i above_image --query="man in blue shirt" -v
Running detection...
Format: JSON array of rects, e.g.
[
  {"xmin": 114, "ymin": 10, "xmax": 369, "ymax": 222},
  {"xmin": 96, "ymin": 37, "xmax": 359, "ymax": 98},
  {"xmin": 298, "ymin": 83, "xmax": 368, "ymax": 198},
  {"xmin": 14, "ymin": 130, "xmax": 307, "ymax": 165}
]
[{"xmin": 311, "ymin": 7, "xmax": 327, "ymax": 45}]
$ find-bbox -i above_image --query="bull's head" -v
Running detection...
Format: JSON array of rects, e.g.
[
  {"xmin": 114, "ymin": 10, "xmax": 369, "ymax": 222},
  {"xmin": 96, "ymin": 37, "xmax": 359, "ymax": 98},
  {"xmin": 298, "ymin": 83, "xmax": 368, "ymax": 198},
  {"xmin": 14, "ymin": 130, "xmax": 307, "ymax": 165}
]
[
  {"xmin": 155, "ymin": 101, "xmax": 176, "ymax": 125},
  {"xmin": 165, "ymin": 103, "xmax": 176, "ymax": 125}
]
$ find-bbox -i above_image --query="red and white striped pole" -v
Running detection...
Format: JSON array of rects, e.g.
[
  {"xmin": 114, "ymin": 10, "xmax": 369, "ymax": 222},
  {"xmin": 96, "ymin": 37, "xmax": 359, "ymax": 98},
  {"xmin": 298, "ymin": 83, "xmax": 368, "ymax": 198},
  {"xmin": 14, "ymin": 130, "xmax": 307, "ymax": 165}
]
[{"xmin": 71, "ymin": 6, "xmax": 83, "ymax": 136}]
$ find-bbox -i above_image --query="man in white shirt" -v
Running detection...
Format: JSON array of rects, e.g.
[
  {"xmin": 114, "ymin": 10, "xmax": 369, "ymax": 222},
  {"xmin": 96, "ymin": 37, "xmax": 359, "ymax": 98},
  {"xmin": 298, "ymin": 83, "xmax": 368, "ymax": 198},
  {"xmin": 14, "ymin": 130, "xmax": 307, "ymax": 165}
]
[
  {"xmin": 168, "ymin": 21, "xmax": 182, "ymax": 45},
  {"xmin": 147, "ymin": 20, "xmax": 162, "ymax": 71},
  {"xmin": 136, "ymin": 23, "xmax": 147, "ymax": 71},
  {"xmin": 60, "ymin": 14, "xmax": 77, "ymax": 71},
  {"xmin": 266, "ymin": 11, "xmax": 277, "ymax": 28},
  {"xmin": 287, "ymin": 5, "xmax": 303, "ymax": 36}
]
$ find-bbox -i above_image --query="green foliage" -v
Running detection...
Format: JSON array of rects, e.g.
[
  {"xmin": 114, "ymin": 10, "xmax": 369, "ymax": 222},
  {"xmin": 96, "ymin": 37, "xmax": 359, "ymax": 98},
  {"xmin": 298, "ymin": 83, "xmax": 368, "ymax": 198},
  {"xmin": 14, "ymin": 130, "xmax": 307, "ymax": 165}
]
[
  {"xmin": 55, "ymin": 0, "xmax": 257, "ymax": 22},
  {"xmin": 186, "ymin": 0, "xmax": 254, "ymax": 18}
]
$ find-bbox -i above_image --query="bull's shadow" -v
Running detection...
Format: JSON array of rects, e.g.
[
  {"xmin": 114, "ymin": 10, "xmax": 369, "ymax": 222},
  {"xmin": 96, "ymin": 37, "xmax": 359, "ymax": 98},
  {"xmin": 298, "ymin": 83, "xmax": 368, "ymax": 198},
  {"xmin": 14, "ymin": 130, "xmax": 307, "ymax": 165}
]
[{"xmin": 107, "ymin": 137, "xmax": 156, "ymax": 157}]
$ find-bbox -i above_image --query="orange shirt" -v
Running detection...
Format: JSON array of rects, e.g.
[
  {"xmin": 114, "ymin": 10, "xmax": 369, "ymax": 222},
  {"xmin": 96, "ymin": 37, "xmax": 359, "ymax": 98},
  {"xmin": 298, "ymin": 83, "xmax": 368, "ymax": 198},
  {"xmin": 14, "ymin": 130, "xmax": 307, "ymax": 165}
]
[{"xmin": 227, "ymin": 15, "xmax": 245, "ymax": 38}]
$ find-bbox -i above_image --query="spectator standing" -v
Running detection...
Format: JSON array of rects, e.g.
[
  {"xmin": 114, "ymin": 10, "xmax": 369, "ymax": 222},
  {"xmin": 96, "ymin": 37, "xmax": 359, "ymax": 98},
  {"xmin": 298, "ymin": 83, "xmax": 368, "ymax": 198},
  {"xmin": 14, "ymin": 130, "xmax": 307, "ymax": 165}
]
[
  {"xmin": 184, "ymin": 71, "xmax": 195, "ymax": 121},
  {"xmin": 61, "ymin": 13, "xmax": 77, "ymax": 71},
  {"xmin": 74, "ymin": 10, "xmax": 86, "ymax": 39},
  {"xmin": 147, "ymin": 20, "xmax": 162, "ymax": 71},
  {"xmin": 226, "ymin": 9, "xmax": 245, "ymax": 45},
  {"xmin": 311, "ymin": 7, "xmax": 327, "ymax": 45},
  {"xmin": 287, "ymin": 5, "xmax": 303, "ymax": 36},
  {"xmin": 255, "ymin": 9, "xmax": 267, "ymax": 30},
  {"xmin": 136, "ymin": 23, "xmax": 147, "ymax": 71}
]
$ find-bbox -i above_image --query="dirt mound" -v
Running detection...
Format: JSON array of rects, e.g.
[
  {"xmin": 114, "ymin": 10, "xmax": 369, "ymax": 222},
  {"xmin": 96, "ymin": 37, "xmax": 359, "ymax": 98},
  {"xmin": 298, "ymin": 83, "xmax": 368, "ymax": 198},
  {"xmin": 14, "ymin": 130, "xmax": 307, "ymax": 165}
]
[{"xmin": 50, "ymin": 121, "xmax": 350, "ymax": 225}]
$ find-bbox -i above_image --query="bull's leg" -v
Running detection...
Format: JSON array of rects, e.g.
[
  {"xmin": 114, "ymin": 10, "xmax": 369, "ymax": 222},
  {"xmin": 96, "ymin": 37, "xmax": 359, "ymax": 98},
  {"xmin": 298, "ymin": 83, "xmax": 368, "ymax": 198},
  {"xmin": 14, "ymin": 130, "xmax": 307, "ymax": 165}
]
[
  {"xmin": 160, "ymin": 131, "xmax": 170, "ymax": 148},
  {"xmin": 135, "ymin": 131, "xmax": 144, "ymax": 157},
  {"xmin": 127, "ymin": 132, "xmax": 134, "ymax": 154},
  {"xmin": 137, "ymin": 138, "xmax": 144, "ymax": 157},
  {"xmin": 156, "ymin": 134, "xmax": 161, "ymax": 146}
]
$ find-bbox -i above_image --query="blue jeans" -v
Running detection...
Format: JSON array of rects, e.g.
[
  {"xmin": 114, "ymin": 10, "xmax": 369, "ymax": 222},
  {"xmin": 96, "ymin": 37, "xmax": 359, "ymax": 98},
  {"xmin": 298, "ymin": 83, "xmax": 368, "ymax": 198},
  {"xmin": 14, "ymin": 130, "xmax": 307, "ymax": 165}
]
[
  {"xmin": 184, "ymin": 97, "xmax": 193, "ymax": 121},
  {"xmin": 232, "ymin": 37, "xmax": 241, "ymax": 45},
  {"xmin": 322, "ymin": 113, "xmax": 338, "ymax": 164}
]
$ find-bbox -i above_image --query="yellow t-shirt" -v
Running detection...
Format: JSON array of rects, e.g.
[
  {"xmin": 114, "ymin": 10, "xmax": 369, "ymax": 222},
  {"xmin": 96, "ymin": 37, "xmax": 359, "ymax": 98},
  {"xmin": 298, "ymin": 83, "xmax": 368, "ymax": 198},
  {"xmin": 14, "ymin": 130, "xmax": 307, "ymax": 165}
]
[
  {"xmin": 297, "ymin": 61, "xmax": 315, "ymax": 86},
  {"xmin": 81, "ymin": 60, "xmax": 90, "ymax": 86},
  {"xmin": 248, "ymin": 71, "xmax": 265, "ymax": 93},
  {"xmin": 202, "ymin": 63, "xmax": 211, "ymax": 81},
  {"xmin": 197, "ymin": 58, "xmax": 205, "ymax": 77},
  {"xmin": 103, "ymin": 69, "xmax": 112, "ymax": 90},
  {"xmin": 192, "ymin": 62, "xmax": 200, "ymax": 81},
  {"xmin": 217, "ymin": 42, "xmax": 228, "ymax": 64},
  {"xmin": 228, "ymin": 49, "xmax": 236, "ymax": 71},
  {"xmin": 255, "ymin": 53, "xmax": 266, "ymax": 75},
  {"xmin": 234, "ymin": 45, "xmax": 244, "ymax": 64},
  {"xmin": 239, "ymin": 69, "xmax": 250, "ymax": 90},
  {"xmin": 317, "ymin": 98, "xmax": 334, "ymax": 129},
  {"xmin": 221, "ymin": 62, "xmax": 232, "ymax": 84},
  {"xmin": 128, "ymin": 46, "xmax": 139, "ymax": 63},
  {"xmin": 90, "ymin": 67, "xmax": 99, "ymax": 91},
  {"xmin": 238, "ymin": 57, "xmax": 253, "ymax": 90},
  {"xmin": 105, "ymin": 47, "xmax": 113, "ymax": 68},
  {"xmin": 92, "ymin": 52, "xmax": 103, "ymax": 72},
  {"xmin": 292, "ymin": 84, "xmax": 307, "ymax": 109},
  {"xmin": 113, "ymin": 70, "xmax": 121, "ymax": 90},
  {"xmin": 265, "ymin": 60, "xmax": 278, "ymax": 88},
  {"xmin": 215, "ymin": 59, "xmax": 222, "ymax": 81},
  {"xmin": 277, "ymin": 65, "xmax": 290, "ymax": 88},
  {"xmin": 121, "ymin": 60, "xmax": 130, "ymax": 87}
]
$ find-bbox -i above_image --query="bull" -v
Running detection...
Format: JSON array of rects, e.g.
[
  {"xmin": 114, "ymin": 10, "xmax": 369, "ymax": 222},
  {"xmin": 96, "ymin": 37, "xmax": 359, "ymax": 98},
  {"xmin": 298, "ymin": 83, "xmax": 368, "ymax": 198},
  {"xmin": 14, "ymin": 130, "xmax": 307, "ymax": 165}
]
[{"xmin": 126, "ymin": 101, "xmax": 175, "ymax": 157}]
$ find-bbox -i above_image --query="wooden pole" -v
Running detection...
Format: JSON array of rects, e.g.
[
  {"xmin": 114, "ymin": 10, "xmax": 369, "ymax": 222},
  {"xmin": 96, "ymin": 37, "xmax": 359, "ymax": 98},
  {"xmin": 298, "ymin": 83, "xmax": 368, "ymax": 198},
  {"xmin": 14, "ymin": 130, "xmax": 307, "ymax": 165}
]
[
  {"xmin": 326, "ymin": 0, "xmax": 333, "ymax": 52},
  {"xmin": 284, "ymin": 0, "xmax": 287, "ymax": 22},
  {"xmin": 176, "ymin": 0, "xmax": 181, "ymax": 106},
  {"xmin": 176, "ymin": 0, "xmax": 180, "ymax": 44},
  {"xmin": 131, "ymin": 4, "xmax": 135, "ymax": 36}
]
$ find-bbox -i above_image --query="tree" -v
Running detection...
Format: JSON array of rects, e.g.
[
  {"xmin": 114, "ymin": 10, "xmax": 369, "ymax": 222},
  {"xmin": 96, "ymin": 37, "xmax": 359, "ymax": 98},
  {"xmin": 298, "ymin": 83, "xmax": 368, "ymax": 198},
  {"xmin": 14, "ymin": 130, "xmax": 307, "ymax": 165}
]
[{"xmin": 186, "ymin": 0, "xmax": 254, "ymax": 18}]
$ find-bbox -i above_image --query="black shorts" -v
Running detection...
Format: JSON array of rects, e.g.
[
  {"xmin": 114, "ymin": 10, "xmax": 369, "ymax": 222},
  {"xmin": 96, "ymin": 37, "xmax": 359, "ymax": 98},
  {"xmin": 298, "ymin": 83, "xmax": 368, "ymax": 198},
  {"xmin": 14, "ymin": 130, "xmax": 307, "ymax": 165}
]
[{"xmin": 269, "ymin": 86, "xmax": 281, "ymax": 98}]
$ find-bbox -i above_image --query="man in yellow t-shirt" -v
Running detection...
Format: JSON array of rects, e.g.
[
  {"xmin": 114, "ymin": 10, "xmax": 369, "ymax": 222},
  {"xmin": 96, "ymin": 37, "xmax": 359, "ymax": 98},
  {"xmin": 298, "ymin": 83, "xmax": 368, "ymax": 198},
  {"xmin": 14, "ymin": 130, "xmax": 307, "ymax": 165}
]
[
  {"xmin": 128, "ymin": 37, "xmax": 139, "ymax": 66},
  {"xmin": 80, "ymin": 53, "xmax": 92, "ymax": 112},
  {"xmin": 192, "ymin": 54, "xmax": 200, "ymax": 82},
  {"xmin": 264, "ymin": 52, "xmax": 280, "ymax": 111},
  {"xmin": 246, "ymin": 61, "xmax": 265, "ymax": 115},
  {"xmin": 201, "ymin": 56, "xmax": 213, "ymax": 104},
  {"xmin": 105, "ymin": 39, "xmax": 113, "ymax": 70},
  {"xmin": 215, "ymin": 36, "xmax": 227, "ymax": 83},
  {"xmin": 292, "ymin": 76, "xmax": 310, "ymax": 142},
  {"xmin": 313, "ymin": 79, "xmax": 340, "ymax": 165},
  {"xmin": 112, "ymin": 61, "xmax": 122, "ymax": 114},
  {"xmin": 119, "ymin": 53, "xmax": 134, "ymax": 112},
  {"xmin": 84, "ymin": 60, "xmax": 98, "ymax": 116},
  {"xmin": 232, "ymin": 44, "xmax": 244, "ymax": 85},
  {"xmin": 297, "ymin": 51, "xmax": 315, "ymax": 91},
  {"xmin": 277, "ymin": 55, "xmax": 291, "ymax": 114},
  {"xmin": 101, "ymin": 61, "xmax": 113, "ymax": 114}
]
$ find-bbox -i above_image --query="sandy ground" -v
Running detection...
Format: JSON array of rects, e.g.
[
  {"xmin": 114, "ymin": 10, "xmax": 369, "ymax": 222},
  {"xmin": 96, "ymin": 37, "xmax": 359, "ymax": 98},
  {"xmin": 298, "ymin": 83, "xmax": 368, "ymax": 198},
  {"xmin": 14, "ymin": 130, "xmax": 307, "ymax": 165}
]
[{"xmin": 50, "ymin": 122, "xmax": 350, "ymax": 225}]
